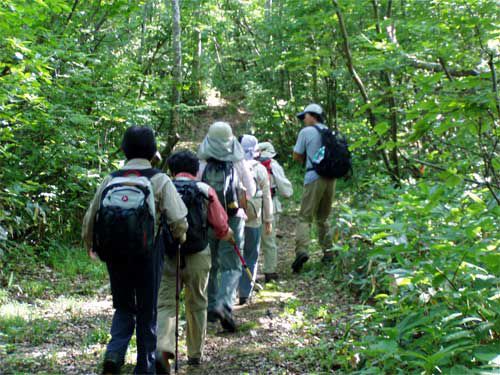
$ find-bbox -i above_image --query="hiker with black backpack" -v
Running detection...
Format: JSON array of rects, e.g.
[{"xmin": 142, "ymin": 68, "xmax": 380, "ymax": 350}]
[
  {"xmin": 257, "ymin": 141, "xmax": 293, "ymax": 282},
  {"xmin": 198, "ymin": 122, "xmax": 256, "ymax": 332},
  {"xmin": 292, "ymin": 104, "xmax": 351, "ymax": 273},
  {"xmin": 82, "ymin": 126, "xmax": 188, "ymax": 374},
  {"xmin": 155, "ymin": 150, "xmax": 234, "ymax": 373},
  {"xmin": 237, "ymin": 135, "xmax": 274, "ymax": 305}
]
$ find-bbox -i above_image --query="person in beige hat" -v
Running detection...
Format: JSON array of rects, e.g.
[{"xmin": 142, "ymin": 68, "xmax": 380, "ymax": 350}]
[
  {"xmin": 197, "ymin": 122, "xmax": 256, "ymax": 331},
  {"xmin": 237, "ymin": 135, "xmax": 273, "ymax": 305},
  {"xmin": 257, "ymin": 141, "xmax": 293, "ymax": 282}
]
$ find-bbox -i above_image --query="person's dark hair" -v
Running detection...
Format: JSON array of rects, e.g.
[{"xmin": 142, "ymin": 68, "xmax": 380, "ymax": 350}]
[
  {"xmin": 121, "ymin": 126, "xmax": 157, "ymax": 160},
  {"xmin": 308, "ymin": 112, "xmax": 324, "ymax": 123},
  {"xmin": 167, "ymin": 150, "xmax": 200, "ymax": 176}
]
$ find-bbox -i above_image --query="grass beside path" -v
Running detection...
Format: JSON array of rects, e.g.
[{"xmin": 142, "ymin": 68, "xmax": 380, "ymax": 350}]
[
  {"xmin": 0, "ymin": 167, "xmax": 361, "ymax": 374},
  {"xmin": 0, "ymin": 218, "xmax": 360, "ymax": 374}
]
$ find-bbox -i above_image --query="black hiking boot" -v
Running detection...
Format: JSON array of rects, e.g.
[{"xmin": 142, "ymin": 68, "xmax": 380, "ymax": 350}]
[
  {"xmin": 239, "ymin": 296, "xmax": 248, "ymax": 306},
  {"xmin": 214, "ymin": 305, "xmax": 237, "ymax": 332},
  {"xmin": 187, "ymin": 357, "xmax": 201, "ymax": 366},
  {"xmin": 155, "ymin": 351, "xmax": 173, "ymax": 375},
  {"xmin": 292, "ymin": 252, "xmax": 309, "ymax": 273},
  {"xmin": 102, "ymin": 352, "xmax": 123, "ymax": 375},
  {"xmin": 264, "ymin": 273, "xmax": 279, "ymax": 283},
  {"xmin": 207, "ymin": 310, "xmax": 218, "ymax": 323},
  {"xmin": 321, "ymin": 250, "xmax": 335, "ymax": 264}
]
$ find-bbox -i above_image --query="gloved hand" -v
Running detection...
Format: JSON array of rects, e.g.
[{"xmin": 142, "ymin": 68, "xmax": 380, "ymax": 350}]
[
  {"xmin": 221, "ymin": 228, "xmax": 235, "ymax": 244},
  {"xmin": 264, "ymin": 222, "xmax": 272, "ymax": 235}
]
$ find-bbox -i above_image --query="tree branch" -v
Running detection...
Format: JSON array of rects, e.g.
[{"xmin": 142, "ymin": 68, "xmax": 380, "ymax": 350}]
[
  {"xmin": 332, "ymin": 0, "xmax": 398, "ymax": 181},
  {"xmin": 438, "ymin": 57, "xmax": 453, "ymax": 81},
  {"xmin": 403, "ymin": 54, "xmax": 480, "ymax": 77},
  {"xmin": 402, "ymin": 155, "xmax": 500, "ymax": 191}
]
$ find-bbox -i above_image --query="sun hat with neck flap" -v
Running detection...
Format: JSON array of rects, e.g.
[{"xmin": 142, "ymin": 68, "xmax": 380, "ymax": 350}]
[
  {"xmin": 258, "ymin": 142, "xmax": 277, "ymax": 159},
  {"xmin": 240, "ymin": 134, "xmax": 260, "ymax": 161},
  {"xmin": 198, "ymin": 121, "xmax": 245, "ymax": 162}
]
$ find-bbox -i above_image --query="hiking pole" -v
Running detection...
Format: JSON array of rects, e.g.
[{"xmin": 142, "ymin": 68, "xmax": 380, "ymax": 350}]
[
  {"xmin": 230, "ymin": 240, "xmax": 263, "ymax": 291},
  {"xmin": 174, "ymin": 245, "xmax": 180, "ymax": 374}
]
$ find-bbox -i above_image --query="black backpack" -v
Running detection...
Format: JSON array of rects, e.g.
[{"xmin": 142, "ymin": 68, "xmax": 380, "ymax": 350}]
[
  {"xmin": 93, "ymin": 168, "xmax": 160, "ymax": 261},
  {"xmin": 308, "ymin": 125, "xmax": 352, "ymax": 179},
  {"xmin": 201, "ymin": 159, "xmax": 239, "ymax": 216},
  {"xmin": 172, "ymin": 180, "xmax": 209, "ymax": 255}
]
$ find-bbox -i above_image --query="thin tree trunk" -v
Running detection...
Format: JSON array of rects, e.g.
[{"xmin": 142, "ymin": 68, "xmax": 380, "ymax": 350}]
[
  {"xmin": 191, "ymin": 5, "xmax": 203, "ymax": 103},
  {"xmin": 161, "ymin": 0, "xmax": 182, "ymax": 164},
  {"xmin": 332, "ymin": 0, "xmax": 396, "ymax": 181},
  {"xmin": 325, "ymin": 75, "xmax": 338, "ymax": 130},
  {"xmin": 312, "ymin": 60, "xmax": 319, "ymax": 103},
  {"xmin": 138, "ymin": 0, "xmax": 150, "ymax": 64},
  {"xmin": 373, "ymin": 0, "xmax": 400, "ymax": 179}
]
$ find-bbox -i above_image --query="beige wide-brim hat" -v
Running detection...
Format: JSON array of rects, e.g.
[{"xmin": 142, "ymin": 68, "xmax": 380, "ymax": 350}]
[
  {"xmin": 258, "ymin": 142, "xmax": 277, "ymax": 158},
  {"xmin": 198, "ymin": 121, "xmax": 245, "ymax": 162},
  {"xmin": 208, "ymin": 121, "xmax": 233, "ymax": 142}
]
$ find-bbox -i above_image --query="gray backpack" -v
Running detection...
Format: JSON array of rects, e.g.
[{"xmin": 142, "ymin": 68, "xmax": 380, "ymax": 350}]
[{"xmin": 202, "ymin": 159, "xmax": 240, "ymax": 216}]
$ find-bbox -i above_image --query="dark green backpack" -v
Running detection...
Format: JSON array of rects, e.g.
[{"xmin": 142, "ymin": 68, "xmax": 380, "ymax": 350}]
[{"xmin": 201, "ymin": 158, "xmax": 239, "ymax": 216}]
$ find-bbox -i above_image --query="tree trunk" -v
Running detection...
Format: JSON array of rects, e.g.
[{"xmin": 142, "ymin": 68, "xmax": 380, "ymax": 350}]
[
  {"xmin": 138, "ymin": 0, "xmax": 150, "ymax": 64},
  {"xmin": 161, "ymin": 0, "xmax": 182, "ymax": 164},
  {"xmin": 191, "ymin": 6, "xmax": 203, "ymax": 103},
  {"xmin": 372, "ymin": 0, "xmax": 400, "ymax": 179},
  {"xmin": 325, "ymin": 75, "xmax": 338, "ymax": 130},
  {"xmin": 332, "ymin": 0, "xmax": 397, "ymax": 182}
]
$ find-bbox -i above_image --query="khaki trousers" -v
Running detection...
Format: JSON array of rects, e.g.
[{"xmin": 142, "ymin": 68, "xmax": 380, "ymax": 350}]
[
  {"xmin": 157, "ymin": 247, "xmax": 211, "ymax": 359},
  {"xmin": 261, "ymin": 214, "xmax": 279, "ymax": 274},
  {"xmin": 295, "ymin": 178, "xmax": 336, "ymax": 256}
]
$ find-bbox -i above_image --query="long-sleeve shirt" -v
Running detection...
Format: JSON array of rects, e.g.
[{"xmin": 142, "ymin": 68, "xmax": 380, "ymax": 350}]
[
  {"xmin": 270, "ymin": 159, "xmax": 293, "ymax": 214},
  {"xmin": 175, "ymin": 173, "xmax": 229, "ymax": 239},
  {"xmin": 245, "ymin": 160, "xmax": 274, "ymax": 228},
  {"xmin": 82, "ymin": 158, "xmax": 188, "ymax": 250}
]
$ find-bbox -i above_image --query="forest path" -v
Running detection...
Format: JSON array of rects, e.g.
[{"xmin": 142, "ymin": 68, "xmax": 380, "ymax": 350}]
[
  {"xmin": 1, "ymin": 212, "xmax": 355, "ymax": 374},
  {"xmin": 2, "ymin": 98, "xmax": 356, "ymax": 374},
  {"xmin": 180, "ymin": 213, "xmax": 356, "ymax": 374}
]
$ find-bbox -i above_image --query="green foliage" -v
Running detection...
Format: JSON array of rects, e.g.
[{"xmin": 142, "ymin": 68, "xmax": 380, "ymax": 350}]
[
  {"xmin": 282, "ymin": 166, "xmax": 499, "ymax": 373},
  {"xmin": 0, "ymin": 0, "xmax": 498, "ymax": 373}
]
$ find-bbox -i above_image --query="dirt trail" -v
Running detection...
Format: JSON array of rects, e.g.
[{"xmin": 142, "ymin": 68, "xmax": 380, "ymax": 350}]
[{"xmin": 1, "ymin": 100, "xmax": 355, "ymax": 374}]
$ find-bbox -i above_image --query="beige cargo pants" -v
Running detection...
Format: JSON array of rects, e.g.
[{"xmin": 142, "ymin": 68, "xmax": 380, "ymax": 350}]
[
  {"xmin": 157, "ymin": 247, "xmax": 211, "ymax": 360},
  {"xmin": 295, "ymin": 178, "xmax": 336, "ymax": 256}
]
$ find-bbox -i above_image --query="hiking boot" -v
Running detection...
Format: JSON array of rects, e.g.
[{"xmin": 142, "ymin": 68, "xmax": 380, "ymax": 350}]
[
  {"xmin": 239, "ymin": 297, "xmax": 248, "ymax": 306},
  {"xmin": 322, "ymin": 251, "xmax": 335, "ymax": 264},
  {"xmin": 264, "ymin": 273, "xmax": 279, "ymax": 283},
  {"xmin": 102, "ymin": 352, "xmax": 123, "ymax": 375},
  {"xmin": 292, "ymin": 252, "xmax": 309, "ymax": 273},
  {"xmin": 214, "ymin": 305, "xmax": 237, "ymax": 332},
  {"xmin": 155, "ymin": 351, "xmax": 173, "ymax": 375},
  {"xmin": 207, "ymin": 310, "xmax": 218, "ymax": 323},
  {"xmin": 187, "ymin": 357, "xmax": 201, "ymax": 366}
]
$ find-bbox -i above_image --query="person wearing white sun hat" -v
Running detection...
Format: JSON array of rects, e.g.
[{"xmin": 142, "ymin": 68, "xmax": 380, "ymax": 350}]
[
  {"xmin": 197, "ymin": 122, "xmax": 256, "ymax": 332},
  {"xmin": 237, "ymin": 135, "xmax": 273, "ymax": 305},
  {"xmin": 257, "ymin": 141, "xmax": 293, "ymax": 282}
]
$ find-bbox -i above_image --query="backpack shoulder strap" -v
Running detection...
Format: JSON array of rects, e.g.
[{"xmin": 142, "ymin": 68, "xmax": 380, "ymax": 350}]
[
  {"xmin": 312, "ymin": 124, "xmax": 331, "ymax": 135},
  {"xmin": 174, "ymin": 179, "xmax": 208, "ymax": 196},
  {"xmin": 111, "ymin": 168, "xmax": 161, "ymax": 179},
  {"xmin": 195, "ymin": 181, "xmax": 211, "ymax": 199}
]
